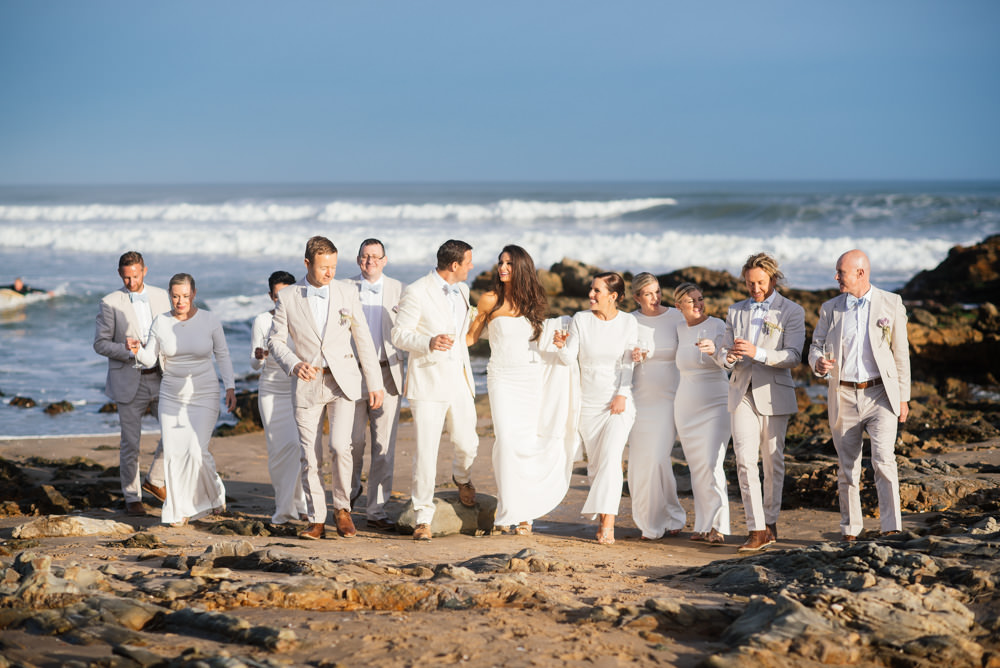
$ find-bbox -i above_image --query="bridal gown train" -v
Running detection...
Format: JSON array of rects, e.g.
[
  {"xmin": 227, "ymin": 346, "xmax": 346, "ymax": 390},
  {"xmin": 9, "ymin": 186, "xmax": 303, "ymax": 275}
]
[{"xmin": 487, "ymin": 316, "xmax": 578, "ymax": 526}]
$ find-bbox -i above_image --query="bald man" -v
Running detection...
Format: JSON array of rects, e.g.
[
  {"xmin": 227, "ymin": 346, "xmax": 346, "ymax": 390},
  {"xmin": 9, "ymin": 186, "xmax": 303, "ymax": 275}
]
[{"xmin": 808, "ymin": 250, "xmax": 910, "ymax": 540}]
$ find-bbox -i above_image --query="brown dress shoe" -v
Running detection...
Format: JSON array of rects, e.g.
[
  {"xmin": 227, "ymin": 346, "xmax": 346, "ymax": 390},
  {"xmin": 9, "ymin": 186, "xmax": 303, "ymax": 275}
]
[
  {"xmin": 413, "ymin": 523, "xmax": 432, "ymax": 541},
  {"xmin": 766, "ymin": 523, "xmax": 778, "ymax": 541},
  {"xmin": 452, "ymin": 476, "xmax": 476, "ymax": 507},
  {"xmin": 335, "ymin": 509, "xmax": 357, "ymax": 537},
  {"xmin": 141, "ymin": 479, "xmax": 167, "ymax": 504},
  {"xmin": 126, "ymin": 501, "xmax": 146, "ymax": 517},
  {"xmin": 738, "ymin": 530, "xmax": 772, "ymax": 552},
  {"xmin": 298, "ymin": 523, "xmax": 326, "ymax": 540},
  {"xmin": 367, "ymin": 518, "xmax": 396, "ymax": 532},
  {"xmin": 842, "ymin": 534, "xmax": 857, "ymax": 542}
]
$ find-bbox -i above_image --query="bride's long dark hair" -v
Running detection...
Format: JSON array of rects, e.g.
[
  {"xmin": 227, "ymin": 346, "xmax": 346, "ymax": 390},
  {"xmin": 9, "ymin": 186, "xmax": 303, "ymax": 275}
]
[{"xmin": 489, "ymin": 244, "xmax": 548, "ymax": 341}]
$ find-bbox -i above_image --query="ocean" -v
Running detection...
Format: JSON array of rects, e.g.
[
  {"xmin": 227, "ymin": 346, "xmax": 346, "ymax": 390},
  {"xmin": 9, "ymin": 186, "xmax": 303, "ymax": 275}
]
[{"xmin": 1, "ymin": 180, "xmax": 997, "ymax": 438}]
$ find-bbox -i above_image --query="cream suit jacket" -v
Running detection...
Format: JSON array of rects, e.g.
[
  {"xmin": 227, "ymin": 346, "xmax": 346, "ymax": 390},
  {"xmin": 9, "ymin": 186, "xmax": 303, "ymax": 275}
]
[
  {"xmin": 808, "ymin": 286, "xmax": 911, "ymax": 425},
  {"xmin": 93, "ymin": 285, "xmax": 171, "ymax": 403},
  {"xmin": 344, "ymin": 274, "xmax": 405, "ymax": 393},
  {"xmin": 390, "ymin": 270, "xmax": 475, "ymax": 401},
  {"xmin": 717, "ymin": 292, "xmax": 805, "ymax": 415},
  {"xmin": 267, "ymin": 279, "xmax": 384, "ymax": 405}
]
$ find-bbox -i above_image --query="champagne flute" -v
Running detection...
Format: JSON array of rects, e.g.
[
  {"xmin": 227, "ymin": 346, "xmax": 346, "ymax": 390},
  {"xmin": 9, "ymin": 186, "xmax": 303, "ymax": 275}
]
[
  {"xmin": 822, "ymin": 342, "xmax": 835, "ymax": 378},
  {"xmin": 697, "ymin": 327, "xmax": 710, "ymax": 363},
  {"xmin": 126, "ymin": 337, "xmax": 143, "ymax": 369}
]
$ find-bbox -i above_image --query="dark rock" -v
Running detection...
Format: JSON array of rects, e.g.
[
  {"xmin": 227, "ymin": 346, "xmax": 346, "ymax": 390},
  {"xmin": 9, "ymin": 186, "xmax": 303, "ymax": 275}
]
[
  {"xmin": 212, "ymin": 390, "xmax": 261, "ymax": 437},
  {"xmin": 901, "ymin": 234, "xmax": 1000, "ymax": 303},
  {"xmin": 9, "ymin": 396, "xmax": 36, "ymax": 409},
  {"xmin": 42, "ymin": 401, "xmax": 74, "ymax": 416}
]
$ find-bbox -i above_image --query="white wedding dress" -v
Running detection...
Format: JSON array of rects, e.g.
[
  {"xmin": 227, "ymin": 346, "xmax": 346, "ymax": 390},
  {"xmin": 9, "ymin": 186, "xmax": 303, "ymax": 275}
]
[{"xmin": 487, "ymin": 316, "xmax": 579, "ymax": 526}]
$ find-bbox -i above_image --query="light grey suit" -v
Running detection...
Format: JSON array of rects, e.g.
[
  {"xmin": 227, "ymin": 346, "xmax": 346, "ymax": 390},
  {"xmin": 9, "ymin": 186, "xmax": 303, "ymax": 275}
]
[
  {"xmin": 93, "ymin": 286, "xmax": 169, "ymax": 503},
  {"xmin": 268, "ymin": 279, "xmax": 384, "ymax": 524},
  {"xmin": 345, "ymin": 273, "xmax": 404, "ymax": 521},
  {"xmin": 808, "ymin": 286, "xmax": 911, "ymax": 535},
  {"xmin": 717, "ymin": 292, "xmax": 805, "ymax": 532}
]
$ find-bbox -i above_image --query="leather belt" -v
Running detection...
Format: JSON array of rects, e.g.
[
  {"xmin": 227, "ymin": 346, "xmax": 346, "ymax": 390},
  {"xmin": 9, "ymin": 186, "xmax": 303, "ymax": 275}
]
[
  {"xmin": 319, "ymin": 367, "xmax": 331, "ymax": 375},
  {"xmin": 379, "ymin": 359, "xmax": 391, "ymax": 367},
  {"xmin": 140, "ymin": 363, "xmax": 161, "ymax": 376},
  {"xmin": 840, "ymin": 377, "xmax": 882, "ymax": 389}
]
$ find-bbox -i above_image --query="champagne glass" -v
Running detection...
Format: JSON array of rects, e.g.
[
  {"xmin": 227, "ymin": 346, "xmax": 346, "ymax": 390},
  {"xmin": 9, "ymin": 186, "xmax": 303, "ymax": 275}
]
[
  {"xmin": 126, "ymin": 337, "xmax": 143, "ymax": 369},
  {"xmin": 822, "ymin": 342, "xmax": 835, "ymax": 378},
  {"xmin": 697, "ymin": 327, "xmax": 710, "ymax": 363}
]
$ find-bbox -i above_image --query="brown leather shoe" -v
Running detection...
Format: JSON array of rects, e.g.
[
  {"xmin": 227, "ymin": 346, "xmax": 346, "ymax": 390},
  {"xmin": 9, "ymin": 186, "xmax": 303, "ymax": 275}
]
[
  {"xmin": 766, "ymin": 523, "xmax": 778, "ymax": 541},
  {"xmin": 126, "ymin": 501, "xmax": 146, "ymax": 517},
  {"xmin": 367, "ymin": 518, "xmax": 396, "ymax": 532},
  {"xmin": 842, "ymin": 534, "xmax": 857, "ymax": 542},
  {"xmin": 141, "ymin": 478, "xmax": 167, "ymax": 504},
  {"xmin": 452, "ymin": 476, "xmax": 476, "ymax": 507},
  {"xmin": 335, "ymin": 509, "xmax": 356, "ymax": 537},
  {"xmin": 298, "ymin": 522, "xmax": 326, "ymax": 540},
  {"xmin": 738, "ymin": 530, "xmax": 772, "ymax": 552},
  {"xmin": 413, "ymin": 523, "xmax": 432, "ymax": 541}
]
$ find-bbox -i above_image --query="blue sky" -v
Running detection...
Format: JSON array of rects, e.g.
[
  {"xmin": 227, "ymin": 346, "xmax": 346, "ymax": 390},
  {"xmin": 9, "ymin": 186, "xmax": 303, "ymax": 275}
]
[{"xmin": 1, "ymin": 1, "xmax": 998, "ymax": 184}]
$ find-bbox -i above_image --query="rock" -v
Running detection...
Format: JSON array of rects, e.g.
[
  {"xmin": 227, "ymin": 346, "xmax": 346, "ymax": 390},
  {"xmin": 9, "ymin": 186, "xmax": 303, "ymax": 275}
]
[
  {"xmin": 9, "ymin": 396, "xmax": 36, "ymax": 408},
  {"xmin": 550, "ymin": 258, "xmax": 604, "ymax": 298},
  {"xmin": 901, "ymin": 234, "xmax": 1000, "ymax": 303},
  {"xmin": 209, "ymin": 518, "xmax": 271, "ymax": 536},
  {"xmin": 395, "ymin": 492, "xmax": 497, "ymax": 537},
  {"xmin": 12, "ymin": 516, "xmax": 136, "ymax": 539},
  {"xmin": 39, "ymin": 485, "xmax": 73, "ymax": 514},
  {"xmin": 43, "ymin": 401, "xmax": 74, "ymax": 416},
  {"xmin": 194, "ymin": 540, "xmax": 255, "ymax": 568},
  {"xmin": 163, "ymin": 607, "xmax": 297, "ymax": 651}
]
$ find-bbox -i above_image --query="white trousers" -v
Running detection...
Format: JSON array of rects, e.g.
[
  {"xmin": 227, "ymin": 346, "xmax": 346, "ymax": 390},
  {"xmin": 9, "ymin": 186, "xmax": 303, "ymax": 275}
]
[
  {"xmin": 118, "ymin": 372, "xmax": 165, "ymax": 502},
  {"xmin": 259, "ymin": 386, "xmax": 307, "ymax": 524},
  {"xmin": 731, "ymin": 392, "xmax": 789, "ymax": 531},
  {"xmin": 831, "ymin": 384, "xmax": 902, "ymax": 536},
  {"xmin": 351, "ymin": 364, "xmax": 401, "ymax": 520},
  {"xmin": 409, "ymin": 388, "xmax": 479, "ymax": 526}
]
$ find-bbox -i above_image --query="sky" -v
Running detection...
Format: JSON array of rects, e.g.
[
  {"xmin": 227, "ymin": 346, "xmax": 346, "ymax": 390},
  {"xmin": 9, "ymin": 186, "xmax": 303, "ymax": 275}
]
[{"xmin": 1, "ymin": 1, "xmax": 999, "ymax": 184}]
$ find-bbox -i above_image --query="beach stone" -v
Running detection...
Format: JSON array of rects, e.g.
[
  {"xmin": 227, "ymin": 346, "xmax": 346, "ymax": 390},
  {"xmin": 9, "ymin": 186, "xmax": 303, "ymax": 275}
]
[
  {"xmin": 395, "ymin": 492, "xmax": 497, "ymax": 537},
  {"xmin": 43, "ymin": 401, "xmax": 74, "ymax": 416},
  {"xmin": 11, "ymin": 515, "xmax": 135, "ymax": 539},
  {"xmin": 9, "ymin": 396, "xmax": 36, "ymax": 408},
  {"xmin": 164, "ymin": 607, "xmax": 297, "ymax": 651},
  {"xmin": 194, "ymin": 540, "xmax": 255, "ymax": 568}
]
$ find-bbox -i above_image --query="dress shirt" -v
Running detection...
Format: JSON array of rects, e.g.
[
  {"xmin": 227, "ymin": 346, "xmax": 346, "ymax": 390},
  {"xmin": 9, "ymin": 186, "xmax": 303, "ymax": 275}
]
[
  {"xmin": 360, "ymin": 277, "xmax": 385, "ymax": 361},
  {"xmin": 129, "ymin": 289, "xmax": 155, "ymax": 369},
  {"xmin": 841, "ymin": 288, "xmax": 879, "ymax": 382},
  {"xmin": 747, "ymin": 295, "xmax": 776, "ymax": 364},
  {"xmin": 432, "ymin": 272, "xmax": 464, "ymax": 336},
  {"xmin": 307, "ymin": 283, "xmax": 329, "ymax": 352}
]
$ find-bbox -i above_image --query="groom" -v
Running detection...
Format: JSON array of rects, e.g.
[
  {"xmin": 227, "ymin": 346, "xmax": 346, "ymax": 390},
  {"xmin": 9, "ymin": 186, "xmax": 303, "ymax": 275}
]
[
  {"xmin": 268, "ymin": 236, "xmax": 384, "ymax": 540},
  {"xmin": 391, "ymin": 239, "xmax": 479, "ymax": 541}
]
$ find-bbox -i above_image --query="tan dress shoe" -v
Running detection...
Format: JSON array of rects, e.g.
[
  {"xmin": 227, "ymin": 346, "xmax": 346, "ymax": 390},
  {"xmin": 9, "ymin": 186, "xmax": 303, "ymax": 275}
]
[
  {"xmin": 738, "ymin": 530, "xmax": 772, "ymax": 552},
  {"xmin": 842, "ymin": 534, "xmax": 857, "ymax": 542},
  {"xmin": 452, "ymin": 476, "xmax": 476, "ymax": 507},
  {"xmin": 413, "ymin": 523, "xmax": 432, "ymax": 541},
  {"xmin": 335, "ymin": 509, "xmax": 357, "ymax": 537},
  {"xmin": 298, "ymin": 523, "xmax": 326, "ymax": 540},
  {"xmin": 126, "ymin": 501, "xmax": 146, "ymax": 517},
  {"xmin": 766, "ymin": 523, "xmax": 778, "ymax": 541},
  {"xmin": 141, "ymin": 479, "xmax": 167, "ymax": 504}
]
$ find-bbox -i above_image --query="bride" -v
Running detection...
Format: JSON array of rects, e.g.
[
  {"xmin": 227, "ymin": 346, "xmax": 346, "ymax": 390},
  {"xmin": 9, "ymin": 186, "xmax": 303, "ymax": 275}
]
[{"xmin": 467, "ymin": 245, "xmax": 577, "ymax": 535}]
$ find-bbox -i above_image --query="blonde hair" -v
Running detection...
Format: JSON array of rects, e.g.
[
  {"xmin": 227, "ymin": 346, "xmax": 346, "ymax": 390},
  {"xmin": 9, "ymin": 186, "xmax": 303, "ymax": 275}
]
[
  {"xmin": 673, "ymin": 282, "xmax": 700, "ymax": 305},
  {"xmin": 740, "ymin": 252, "xmax": 784, "ymax": 285},
  {"xmin": 631, "ymin": 272, "xmax": 660, "ymax": 297}
]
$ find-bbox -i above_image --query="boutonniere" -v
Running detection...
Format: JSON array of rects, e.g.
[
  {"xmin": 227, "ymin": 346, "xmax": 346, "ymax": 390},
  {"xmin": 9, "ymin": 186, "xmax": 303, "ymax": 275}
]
[
  {"xmin": 469, "ymin": 306, "xmax": 478, "ymax": 320},
  {"xmin": 761, "ymin": 319, "xmax": 782, "ymax": 336},
  {"xmin": 339, "ymin": 308, "xmax": 353, "ymax": 326},
  {"xmin": 877, "ymin": 317, "xmax": 891, "ymax": 343}
]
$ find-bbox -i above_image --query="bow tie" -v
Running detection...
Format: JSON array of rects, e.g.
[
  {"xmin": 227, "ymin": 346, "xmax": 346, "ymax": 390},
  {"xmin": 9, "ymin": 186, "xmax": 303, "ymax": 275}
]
[
  {"xmin": 307, "ymin": 285, "xmax": 329, "ymax": 300},
  {"xmin": 129, "ymin": 292, "xmax": 149, "ymax": 304},
  {"xmin": 443, "ymin": 284, "xmax": 461, "ymax": 296},
  {"xmin": 751, "ymin": 302, "xmax": 768, "ymax": 312},
  {"xmin": 362, "ymin": 283, "xmax": 382, "ymax": 295},
  {"xmin": 847, "ymin": 295, "xmax": 867, "ymax": 309}
]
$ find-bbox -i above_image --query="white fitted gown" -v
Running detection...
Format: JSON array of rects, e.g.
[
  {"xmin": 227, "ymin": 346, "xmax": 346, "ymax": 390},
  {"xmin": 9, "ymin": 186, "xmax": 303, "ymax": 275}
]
[
  {"xmin": 629, "ymin": 308, "xmax": 687, "ymax": 538},
  {"xmin": 674, "ymin": 316, "xmax": 731, "ymax": 534},
  {"xmin": 251, "ymin": 311, "xmax": 307, "ymax": 524},
  {"xmin": 137, "ymin": 309, "xmax": 234, "ymax": 525},
  {"xmin": 487, "ymin": 316, "xmax": 578, "ymax": 526},
  {"xmin": 559, "ymin": 310, "xmax": 637, "ymax": 518}
]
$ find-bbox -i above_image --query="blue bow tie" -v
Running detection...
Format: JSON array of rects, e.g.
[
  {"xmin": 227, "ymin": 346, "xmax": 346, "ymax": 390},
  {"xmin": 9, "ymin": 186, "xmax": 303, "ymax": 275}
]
[
  {"xmin": 847, "ymin": 295, "xmax": 866, "ymax": 309},
  {"xmin": 129, "ymin": 292, "xmax": 149, "ymax": 304},
  {"xmin": 307, "ymin": 285, "xmax": 329, "ymax": 300},
  {"xmin": 751, "ymin": 302, "xmax": 768, "ymax": 312},
  {"xmin": 443, "ymin": 284, "xmax": 461, "ymax": 297},
  {"xmin": 362, "ymin": 283, "xmax": 382, "ymax": 295}
]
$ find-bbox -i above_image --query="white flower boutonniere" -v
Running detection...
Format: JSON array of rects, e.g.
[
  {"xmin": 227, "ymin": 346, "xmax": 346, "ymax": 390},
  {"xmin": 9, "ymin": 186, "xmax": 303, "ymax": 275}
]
[
  {"xmin": 469, "ymin": 306, "xmax": 478, "ymax": 321},
  {"xmin": 762, "ymin": 319, "xmax": 783, "ymax": 336},
  {"xmin": 877, "ymin": 317, "xmax": 891, "ymax": 343},
  {"xmin": 339, "ymin": 308, "xmax": 353, "ymax": 326}
]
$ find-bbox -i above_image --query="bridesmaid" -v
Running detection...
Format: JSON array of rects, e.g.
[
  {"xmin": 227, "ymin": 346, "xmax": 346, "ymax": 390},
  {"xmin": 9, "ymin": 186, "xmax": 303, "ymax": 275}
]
[
  {"xmin": 628, "ymin": 273, "xmax": 687, "ymax": 540},
  {"xmin": 672, "ymin": 282, "xmax": 731, "ymax": 545},
  {"xmin": 556, "ymin": 272, "xmax": 637, "ymax": 545}
]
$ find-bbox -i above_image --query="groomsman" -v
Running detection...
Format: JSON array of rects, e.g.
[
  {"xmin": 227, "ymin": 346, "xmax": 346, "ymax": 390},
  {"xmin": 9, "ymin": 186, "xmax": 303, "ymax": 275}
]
[
  {"xmin": 93, "ymin": 251, "xmax": 168, "ymax": 516},
  {"xmin": 345, "ymin": 238, "xmax": 405, "ymax": 531},
  {"xmin": 391, "ymin": 240, "xmax": 479, "ymax": 541},
  {"xmin": 268, "ymin": 236, "xmax": 384, "ymax": 540},
  {"xmin": 718, "ymin": 253, "xmax": 805, "ymax": 552},
  {"xmin": 809, "ymin": 249, "xmax": 910, "ymax": 540}
]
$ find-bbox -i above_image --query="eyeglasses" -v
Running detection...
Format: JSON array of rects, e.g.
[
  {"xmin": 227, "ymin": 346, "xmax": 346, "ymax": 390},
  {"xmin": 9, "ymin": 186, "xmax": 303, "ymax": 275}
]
[{"xmin": 359, "ymin": 255, "xmax": 385, "ymax": 262}]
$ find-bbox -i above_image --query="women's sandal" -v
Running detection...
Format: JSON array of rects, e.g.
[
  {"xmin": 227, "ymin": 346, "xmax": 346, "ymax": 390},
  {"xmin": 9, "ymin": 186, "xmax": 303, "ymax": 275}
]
[
  {"xmin": 689, "ymin": 532, "xmax": 707, "ymax": 542},
  {"xmin": 707, "ymin": 528, "xmax": 725, "ymax": 546},
  {"xmin": 666, "ymin": 529, "xmax": 682, "ymax": 537},
  {"xmin": 596, "ymin": 527, "xmax": 615, "ymax": 545}
]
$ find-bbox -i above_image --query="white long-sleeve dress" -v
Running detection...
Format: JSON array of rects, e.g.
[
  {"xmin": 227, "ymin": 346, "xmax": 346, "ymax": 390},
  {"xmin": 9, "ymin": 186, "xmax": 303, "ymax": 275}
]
[
  {"xmin": 137, "ymin": 309, "xmax": 234, "ymax": 525},
  {"xmin": 559, "ymin": 310, "xmax": 637, "ymax": 517},
  {"xmin": 628, "ymin": 308, "xmax": 687, "ymax": 538},
  {"xmin": 251, "ymin": 310, "xmax": 307, "ymax": 524},
  {"xmin": 674, "ymin": 316, "xmax": 731, "ymax": 535},
  {"xmin": 487, "ymin": 316, "xmax": 579, "ymax": 526}
]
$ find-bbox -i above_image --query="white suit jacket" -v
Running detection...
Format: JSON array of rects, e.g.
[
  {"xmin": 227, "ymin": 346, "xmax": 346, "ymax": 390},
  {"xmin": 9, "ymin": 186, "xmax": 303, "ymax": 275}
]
[
  {"xmin": 93, "ymin": 285, "xmax": 171, "ymax": 403},
  {"xmin": 267, "ymin": 279, "xmax": 384, "ymax": 405},
  {"xmin": 808, "ymin": 286, "xmax": 911, "ymax": 425},
  {"xmin": 390, "ymin": 270, "xmax": 475, "ymax": 401},
  {"xmin": 717, "ymin": 292, "xmax": 805, "ymax": 415},
  {"xmin": 344, "ymin": 273, "xmax": 405, "ymax": 393}
]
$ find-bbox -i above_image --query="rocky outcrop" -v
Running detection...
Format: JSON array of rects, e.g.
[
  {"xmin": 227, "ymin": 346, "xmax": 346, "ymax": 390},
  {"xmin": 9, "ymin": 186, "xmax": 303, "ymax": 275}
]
[{"xmin": 902, "ymin": 233, "xmax": 1000, "ymax": 304}]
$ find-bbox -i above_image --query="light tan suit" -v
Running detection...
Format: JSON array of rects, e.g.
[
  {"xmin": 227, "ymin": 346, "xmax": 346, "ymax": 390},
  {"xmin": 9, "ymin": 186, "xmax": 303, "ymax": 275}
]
[
  {"xmin": 268, "ymin": 279, "xmax": 384, "ymax": 524},
  {"xmin": 345, "ymin": 274, "xmax": 404, "ymax": 521},
  {"xmin": 717, "ymin": 292, "xmax": 805, "ymax": 532},
  {"xmin": 94, "ymin": 286, "xmax": 169, "ymax": 503},
  {"xmin": 808, "ymin": 286, "xmax": 911, "ymax": 535},
  {"xmin": 390, "ymin": 270, "xmax": 478, "ymax": 525}
]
